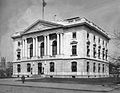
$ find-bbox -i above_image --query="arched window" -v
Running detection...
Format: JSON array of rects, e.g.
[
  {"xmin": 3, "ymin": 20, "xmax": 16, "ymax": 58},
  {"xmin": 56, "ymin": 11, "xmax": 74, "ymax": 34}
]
[
  {"xmin": 52, "ymin": 41, "xmax": 57, "ymax": 55},
  {"xmin": 40, "ymin": 42, "xmax": 44, "ymax": 57},
  {"xmin": 27, "ymin": 63, "xmax": 31, "ymax": 72},
  {"xmin": 71, "ymin": 62, "xmax": 77, "ymax": 72},
  {"xmin": 50, "ymin": 62, "xmax": 54, "ymax": 72},
  {"xmin": 17, "ymin": 64, "xmax": 21, "ymax": 73},
  {"xmin": 30, "ymin": 44, "xmax": 33, "ymax": 58}
]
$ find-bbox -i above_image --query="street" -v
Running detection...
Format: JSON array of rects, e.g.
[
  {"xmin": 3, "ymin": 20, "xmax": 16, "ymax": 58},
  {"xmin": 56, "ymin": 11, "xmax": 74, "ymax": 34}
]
[{"xmin": 0, "ymin": 84, "xmax": 120, "ymax": 93}]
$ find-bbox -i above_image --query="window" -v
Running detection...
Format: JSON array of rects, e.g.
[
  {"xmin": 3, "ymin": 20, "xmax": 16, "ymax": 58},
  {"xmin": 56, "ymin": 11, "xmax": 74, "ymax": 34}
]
[
  {"xmin": 102, "ymin": 64, "xmax": 105, "ymax": 73},
  {"xmin": 103, "ymin": 40, "xmax": 104, "ymax": 45},
  {"xmin": 50, "ymin": 62, "xmax": 54, "ymax": 72},
  {"xmin": 98, "ymin": 46, "xmax": 101, "ymax": 59},
  {"xmin": 102, "ymin": 48, "xmax": 105, "ymax": 60},
  {"xmin": 52, "ymin": 41, "xmax": 57, "ymax": 55},
  {"xmin": 17, "ymin": 64, "xmax": 21, "ymax": 73},
  {"xmin": 105, "ymin": 49, "xmax": 108, "ymax": 60},
  {"xmin": 87, "ymin": 62, "xmax": 89, "ymax": 72},
  {"xmin": 93, "ymin": 35, "xmax": 96, "ymax": 42},
  {"xmin": 72, "ymin": 32, "xmax": 76, "ymax": 38},
  {"xmin": 87, "ymin": 33, "xmax": 89, "ymax": 39},
  {"xmin": 93, "ymin": 45, "xmax": 96, "ymax": 58},
  {"xmin": 93, "ymin": 63, "xmax": 96, "ymax": 72},
  {"xmin": 72, "ymin": 45, "xmax": 77, "ymax": 55},
  {"xmin": 17, "ymin": 52, "xmax": 21, "ymax": 60},
  {"xmin": 98, "ymin": 63, "xmax": 100, "ymax": 73},
  {"xmin": 18, "ymin": 42, "xmax": 20, "ymax": 46},
  {"xmin": 98, "ymin": 38, "xmax": 100, "ymax": 44},
  {"xmin": 30, "ymin": 44, "xmax": 33, "ymax": 58},
  {"xmin": 27, "ymin": 63, "xmax": 31, "ymax": 72},
  {"xmin": 71, "ymin": 62, "xmax": 77, "ymax": 72},
  {"xmin": 40, "ymin": 42, "xmax": 44, "ymax": 57},
  {"xmin": 87, "ymin": 44, "xmax": 90, "ymax": 57}
]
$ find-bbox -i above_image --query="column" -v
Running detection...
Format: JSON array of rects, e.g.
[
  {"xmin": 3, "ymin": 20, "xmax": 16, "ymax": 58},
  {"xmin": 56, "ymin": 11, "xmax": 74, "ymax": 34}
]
[
  {"xmin": 22, "ymin": 39, "xmax": 25, "ymax": 58},
  {"xmin": 25, "ymin": 39, "xmax": 27, "ymax": 58},
  {"xmin": 38, "ymin": 42, "xmax": 40, "ymax": 57},
  {"xmin": 27, "ymin": 44, "xmax": 30, "ymax": 58},
  {"xmin": 44, "ymin": 35, "xmax": 47, "ymax": 56},
  {"xmin": 36, "ymin": 37, "xmax": 38, "ymax": 57},
  {"xmin": 47, "ymin": 35, "xmax": 50, "ymax": 55},
  {"xmin": 57, "ymin": 33, "xmax": 60, "ymax": 55},
  {"xmin": 60, "ymin": 33, "xmax": 63, "ymax": 54},
  {"xmin": 33, "ymin": 37, "xmax": 36, "ymax": 57}
]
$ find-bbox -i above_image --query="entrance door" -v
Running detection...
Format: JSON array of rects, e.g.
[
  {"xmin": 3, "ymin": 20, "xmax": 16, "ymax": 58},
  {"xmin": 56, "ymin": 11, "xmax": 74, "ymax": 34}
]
[{"xmin": 38, "ymin": 63, "xmax": 42, "ymax": 75}]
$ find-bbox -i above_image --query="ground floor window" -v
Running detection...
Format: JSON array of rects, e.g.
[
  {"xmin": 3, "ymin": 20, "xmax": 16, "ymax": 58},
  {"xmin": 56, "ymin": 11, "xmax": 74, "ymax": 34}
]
[
  {"xmin": 93, "ymin": 63, "xmax": 96, "ymax": 72},
  {"xmin": 71, "ymin": 62, "xmax": 77, "ymax": 72},
  {"xmin": 87, "ymin": 62, "xmax": 89, "ymax": 72},
  {"xmin": 50, "ymin": 62, "xmax": 54, "ymax": 72},
  {"xmin": 27, "ymin": 63, "xmax": 31, "ymax": 72},
  {"xmin": 17, "ymin": 64, "xmax": 21, "ymax": 73},
  {"xmin": 98, "ymin": 63, "xmax": 100, "ymax": 73}
]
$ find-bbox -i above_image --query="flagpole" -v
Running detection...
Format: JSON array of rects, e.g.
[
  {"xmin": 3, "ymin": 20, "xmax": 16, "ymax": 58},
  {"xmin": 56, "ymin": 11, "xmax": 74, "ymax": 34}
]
[
  {"xmin": 42, "ymin": 0, "xmax": 46, "ymax": 20},
  {"xmin": 42, "ymin": 3, "xmax": 44, "ymax": 20}
]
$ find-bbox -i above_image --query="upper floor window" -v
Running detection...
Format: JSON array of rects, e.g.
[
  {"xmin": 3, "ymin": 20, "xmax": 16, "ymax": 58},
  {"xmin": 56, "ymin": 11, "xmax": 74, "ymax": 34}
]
[
  {"xmin": 93, "ymin": 45, "xmax": 96, "ymax": 58},
  {"xmin": 30, "ymin": 44, "xmax": 33, "ymax": 58},
  {"xmin": 72, "ymin": 32, "xmax": 76, "ymax": 39},
  {"xmin": 40, "ymin": 42, "xmax": 44, "ymax": 57},
  {"xmin": 50, "ymin": 62, "xmax": 55, "ymax": 72},
  {"xmin": 52, "ymin": 41, "xmax": 57, "ymax": 56},
  {"xmin": 17, "ymin": 64, "xmax": 21, "ymax": 73},
  {"xmin": 71, "ymin": 62, "xmax": 77, "ymax": 72},
  {"xmin": 98, "ymin": 46, "xmax": 101, "ymax": 59},
  {"xmin": 27, "ymin": 63, "xmax": 31, "ymax": 72},
  {"xmin": 87, "ymin": 33, "xmax": 89, "ymax": 39},
  {"xmin": 17, "ymin": 51, "xmax": 21, "ymax": 60},
  {"xmin": 87, "ymin": 62, "xmax": 89, "ymax": 72},
  {"xmin": 98, "ymin": 38, "xmax": 100, "ymax": 44},
  {"xmin": 87, "ymin": 44, "xmax": 90, "ymax": 57},
  {"xmin": 93, "ymin": 35, "xmax": 96, "ymax": 42},
  {"xmin": 72, "ymin": 45, "xmax": 77, "ymax": 55},
  {"xmin": 105, "ymin": 49, "xmax": 108, "ymax": 61},
  {"xmin": 103, "ymin": 40, "xmax": 104, "ymax": 46},
  {"xmin": 18, "ymin": 42, "xmax": 20, "ymax": 46},
  {"xmin": 102, "ymin": 48, "xmax": 105, "ymax": 60},
  {"xmin": 93, "ymin": 63, "xmax": 96, "ymax": 72}
]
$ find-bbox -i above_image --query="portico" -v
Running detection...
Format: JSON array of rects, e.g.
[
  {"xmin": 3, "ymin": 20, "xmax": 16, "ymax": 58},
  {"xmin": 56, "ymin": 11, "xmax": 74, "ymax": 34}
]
[{"xmin": 22, "ymin": 33, "xmax": 63, "ymax": 59}]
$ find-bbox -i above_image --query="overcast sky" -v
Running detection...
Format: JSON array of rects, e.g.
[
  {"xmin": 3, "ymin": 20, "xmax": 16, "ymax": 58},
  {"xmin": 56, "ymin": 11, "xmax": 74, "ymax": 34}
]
[{"xmin": 0, "ymin": 0, "xmax": 120, "ymax": 61}]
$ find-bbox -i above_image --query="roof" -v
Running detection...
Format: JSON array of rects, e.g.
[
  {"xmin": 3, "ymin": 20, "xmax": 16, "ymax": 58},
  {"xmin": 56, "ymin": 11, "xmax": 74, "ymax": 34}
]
[{"xmin": 11, "ymin": 17, "xmax": 110, "ymax": 40}]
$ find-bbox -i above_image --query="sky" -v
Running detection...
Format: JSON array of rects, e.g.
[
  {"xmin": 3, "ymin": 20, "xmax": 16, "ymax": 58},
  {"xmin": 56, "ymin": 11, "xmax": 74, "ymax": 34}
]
[{"xmin": 0, "ymin": 0, "xmax": 120, "ymax": 61}]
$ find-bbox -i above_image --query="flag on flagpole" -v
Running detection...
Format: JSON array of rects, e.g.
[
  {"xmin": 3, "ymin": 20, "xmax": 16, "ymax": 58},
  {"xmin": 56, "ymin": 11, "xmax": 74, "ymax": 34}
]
[{"xmin": 42, "ymin": 0, "xmax": 47, "ymax": 7}]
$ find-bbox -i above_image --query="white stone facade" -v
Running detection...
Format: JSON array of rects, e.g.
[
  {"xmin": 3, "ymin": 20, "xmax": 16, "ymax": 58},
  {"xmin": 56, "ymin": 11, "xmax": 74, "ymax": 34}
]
[{"xmin": 12, "ymin": 17, "xmax": 110, "ymax": 78}]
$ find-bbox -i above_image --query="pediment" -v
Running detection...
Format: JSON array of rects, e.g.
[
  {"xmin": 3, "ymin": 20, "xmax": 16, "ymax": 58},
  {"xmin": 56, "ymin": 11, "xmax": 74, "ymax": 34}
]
[{"xmin": 23, "ymin": 20, "xmax": 62, "ymax": 34}]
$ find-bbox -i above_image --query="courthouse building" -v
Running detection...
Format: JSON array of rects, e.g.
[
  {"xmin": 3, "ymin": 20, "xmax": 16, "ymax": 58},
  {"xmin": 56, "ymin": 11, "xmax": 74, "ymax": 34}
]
[{"xmin": 12, "ymin": 17, "xmax": 110, "ymax": 78}]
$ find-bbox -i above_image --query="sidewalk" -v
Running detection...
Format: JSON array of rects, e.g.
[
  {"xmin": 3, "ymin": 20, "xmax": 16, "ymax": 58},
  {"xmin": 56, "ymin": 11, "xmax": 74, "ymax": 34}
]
[{"xmin": 0, "ymin": 78, "xmax": 116, "ymax": 92}]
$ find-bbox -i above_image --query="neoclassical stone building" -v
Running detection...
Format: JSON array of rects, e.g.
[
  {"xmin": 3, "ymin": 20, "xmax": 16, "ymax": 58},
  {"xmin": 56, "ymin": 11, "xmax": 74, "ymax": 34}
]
[{"xmin": 12, "ymin": 17, "xmax": 110, "ymax": 78}]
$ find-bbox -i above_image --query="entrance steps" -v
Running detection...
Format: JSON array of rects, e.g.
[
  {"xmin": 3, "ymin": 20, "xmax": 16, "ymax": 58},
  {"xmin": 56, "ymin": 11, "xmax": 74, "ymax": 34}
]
[{"xmin": 30, "ymin": 74, "xmax": 45, "ymax": 79}]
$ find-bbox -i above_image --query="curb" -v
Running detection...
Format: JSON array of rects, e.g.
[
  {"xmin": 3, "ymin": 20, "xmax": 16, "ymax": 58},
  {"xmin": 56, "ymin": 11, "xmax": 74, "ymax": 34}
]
[{"xmin": 0, "ymin": 83, "xmax": 113, "ymax": 92}]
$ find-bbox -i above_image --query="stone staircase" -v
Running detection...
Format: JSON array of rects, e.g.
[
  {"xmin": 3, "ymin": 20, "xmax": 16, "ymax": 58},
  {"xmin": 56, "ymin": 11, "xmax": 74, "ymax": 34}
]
[{"xmin": 30, "ymin": 74, "xmax": 45, "ymax": 79}]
